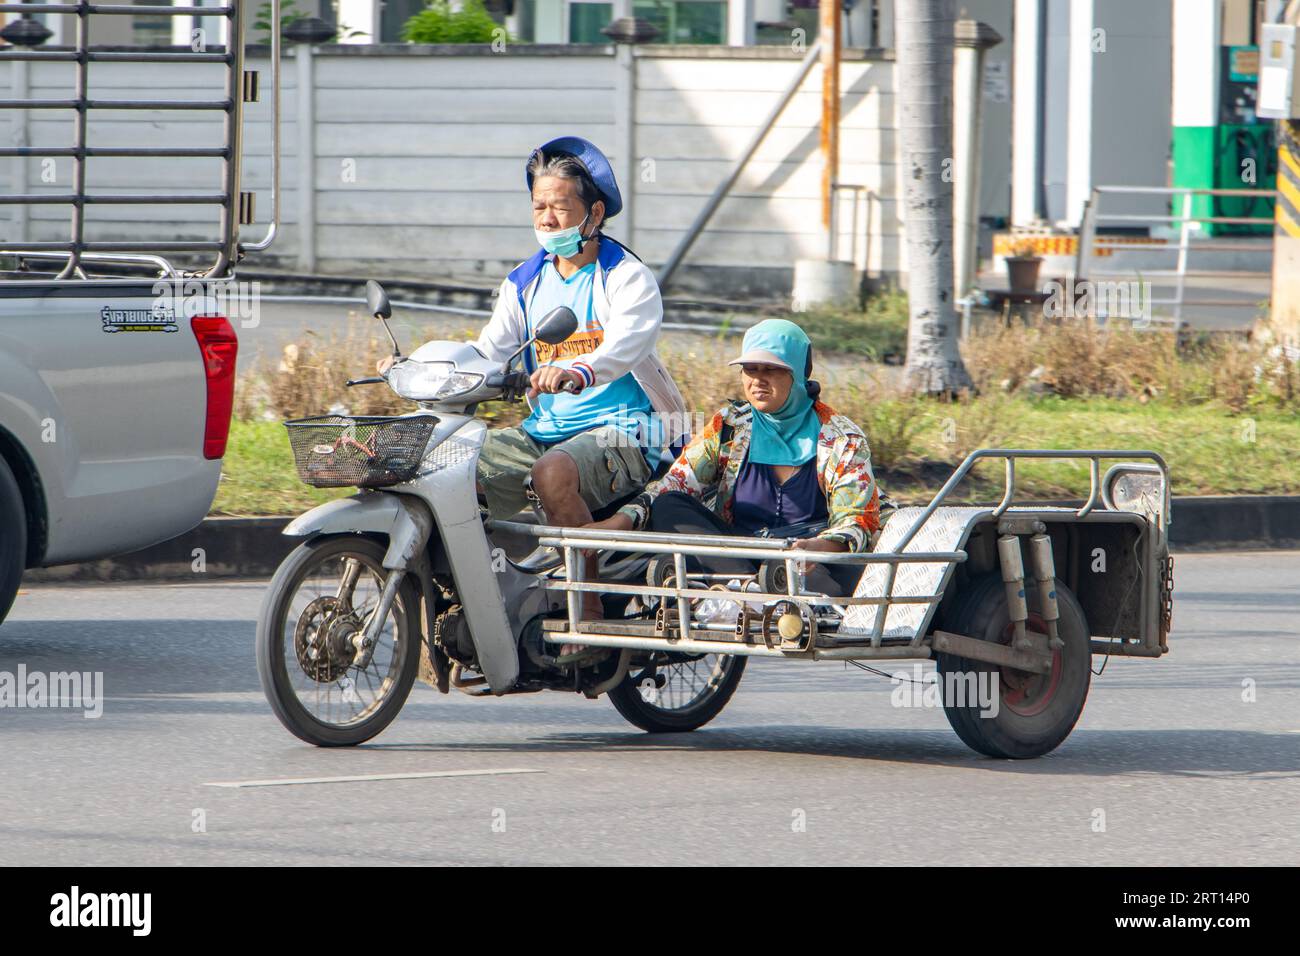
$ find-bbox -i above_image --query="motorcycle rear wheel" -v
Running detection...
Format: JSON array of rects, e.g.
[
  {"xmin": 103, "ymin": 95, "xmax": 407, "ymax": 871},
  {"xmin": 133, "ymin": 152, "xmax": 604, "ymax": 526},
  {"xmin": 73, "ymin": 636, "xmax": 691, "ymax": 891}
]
[
  {"xmin": 607, "ymin": 652, "xmax": 746, "ymax": 732},
  {"xmin": 257, "ymin": 534, "xmax": 421, "ymax": 747}
]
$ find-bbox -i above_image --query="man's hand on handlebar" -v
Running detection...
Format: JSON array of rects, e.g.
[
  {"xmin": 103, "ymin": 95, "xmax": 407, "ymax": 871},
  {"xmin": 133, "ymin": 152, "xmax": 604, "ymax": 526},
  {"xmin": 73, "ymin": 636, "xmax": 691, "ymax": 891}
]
[
  {"xmin": 528, "ymin": 366, "xmax": 584, "ymax": 399},
  {"xmin": 376, "ymin": 355, "xmax": 397, "ymax": 375}
]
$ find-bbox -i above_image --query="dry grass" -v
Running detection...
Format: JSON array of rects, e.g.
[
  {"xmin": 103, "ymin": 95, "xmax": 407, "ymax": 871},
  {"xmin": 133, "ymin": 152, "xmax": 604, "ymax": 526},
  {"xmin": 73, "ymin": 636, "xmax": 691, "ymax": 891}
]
[
  {"xmin": 960, "ymin": 319, "xmax": 1300, "ymax": 413},
  {"xmin": 236, "ymin": 314, "xmax": 1300, "ymax": 425},
  {"xmin": 221, "ymin": 316, "xmax": 1300, "ymax": 513}
]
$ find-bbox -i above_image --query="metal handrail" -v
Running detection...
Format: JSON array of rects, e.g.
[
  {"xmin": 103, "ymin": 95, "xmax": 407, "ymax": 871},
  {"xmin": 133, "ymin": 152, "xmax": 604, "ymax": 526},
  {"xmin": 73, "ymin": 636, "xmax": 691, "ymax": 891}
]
[
  {"xmin": 505, "ymin": 449, "xmax": 1167, "ymax": 656},
  {"xmin": 889, "ymin": 448, "xmax": 1171, "ymax": 555},
  {"xmin": 1075, "ymin": 185, "xmax": 1276, "ymax": 325}
]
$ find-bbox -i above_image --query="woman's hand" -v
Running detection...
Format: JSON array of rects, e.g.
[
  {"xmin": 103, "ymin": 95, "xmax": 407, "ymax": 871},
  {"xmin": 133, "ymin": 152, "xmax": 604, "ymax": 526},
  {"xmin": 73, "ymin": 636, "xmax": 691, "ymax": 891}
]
[
  {"xmin": 582, "ymin": 513, "xmax": 633, "ymax": 557},
  {"xmin": 587, "ymin": 513, "xmax": 633, "ymax": 534},
  {"xmin": 376, "ymin": 355, "xmax": 396, "ymax": 375},
  {"xmin": 789, "ymin": 536, "xmax": 847, "ymax": 553}
]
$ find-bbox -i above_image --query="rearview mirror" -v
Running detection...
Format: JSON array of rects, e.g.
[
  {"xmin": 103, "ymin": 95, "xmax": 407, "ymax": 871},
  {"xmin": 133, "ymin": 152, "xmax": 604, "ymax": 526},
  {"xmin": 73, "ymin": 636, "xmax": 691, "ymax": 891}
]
[
  {"xmin": 365, "ymin": 279, "xmax": 391, "ymax": 320},
  {"xmin": 534, "ymin": 306, "xmax": 578, "ymax": 346}
]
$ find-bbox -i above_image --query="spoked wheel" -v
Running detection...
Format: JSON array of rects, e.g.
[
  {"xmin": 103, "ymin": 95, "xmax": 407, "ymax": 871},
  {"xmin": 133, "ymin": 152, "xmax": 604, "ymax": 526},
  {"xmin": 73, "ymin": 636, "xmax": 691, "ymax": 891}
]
[
  {"xmin": 257, "ymin": 535, "xmax": 421, "ymax": 746},
  {"xmin": 606, "ymin": 652, "xmax": 746, "ymax": 732},
  {"xmin": 934, "ymin": 571, "xmax": 1091, "ymax": 759}
]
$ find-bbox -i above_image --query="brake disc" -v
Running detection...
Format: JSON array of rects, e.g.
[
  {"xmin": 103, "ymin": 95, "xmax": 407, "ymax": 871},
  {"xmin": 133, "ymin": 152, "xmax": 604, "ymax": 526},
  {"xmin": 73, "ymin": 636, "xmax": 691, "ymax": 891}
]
[{"xmin": 294, "ymin": 596, "xmax": 361, "ymax": 683}]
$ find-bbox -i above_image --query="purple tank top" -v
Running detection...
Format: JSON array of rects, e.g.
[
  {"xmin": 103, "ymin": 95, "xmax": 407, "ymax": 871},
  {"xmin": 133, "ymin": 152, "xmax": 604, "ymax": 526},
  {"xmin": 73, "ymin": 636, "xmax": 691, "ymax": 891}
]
[{"xmin": 731, "ymin": 450, "xmax": 827, "ymax": 535}]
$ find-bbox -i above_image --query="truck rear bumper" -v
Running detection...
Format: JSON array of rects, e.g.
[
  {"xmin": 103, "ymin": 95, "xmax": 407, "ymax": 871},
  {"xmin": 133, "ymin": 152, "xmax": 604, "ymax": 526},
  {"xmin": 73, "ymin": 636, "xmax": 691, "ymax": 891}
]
[{"xmin": 38, "ymin": 458, "xmax": 221, "ymax": 566}]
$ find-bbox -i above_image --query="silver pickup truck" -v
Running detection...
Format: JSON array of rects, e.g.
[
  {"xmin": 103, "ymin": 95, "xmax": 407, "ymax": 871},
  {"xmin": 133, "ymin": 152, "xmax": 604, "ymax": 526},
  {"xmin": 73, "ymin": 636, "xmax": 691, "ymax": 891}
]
[{"xmin": 0, "ymin": 1, "xmax": 280, "ymax": 624}]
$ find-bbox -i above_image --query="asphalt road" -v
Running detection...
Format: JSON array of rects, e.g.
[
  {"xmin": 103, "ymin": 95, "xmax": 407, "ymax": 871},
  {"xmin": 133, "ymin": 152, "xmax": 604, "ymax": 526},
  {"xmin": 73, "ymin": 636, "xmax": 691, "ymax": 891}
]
[{"xmin": 1, "ymin": 550, "xmax": 1296, "ymax": 866}]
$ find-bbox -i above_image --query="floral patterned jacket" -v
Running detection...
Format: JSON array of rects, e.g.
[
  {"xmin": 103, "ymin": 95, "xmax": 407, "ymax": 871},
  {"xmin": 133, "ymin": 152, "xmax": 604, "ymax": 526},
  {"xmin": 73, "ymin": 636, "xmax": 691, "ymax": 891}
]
[{"xmin": 618, "ymin": 399, "xmax": 884, "ymax": 552}]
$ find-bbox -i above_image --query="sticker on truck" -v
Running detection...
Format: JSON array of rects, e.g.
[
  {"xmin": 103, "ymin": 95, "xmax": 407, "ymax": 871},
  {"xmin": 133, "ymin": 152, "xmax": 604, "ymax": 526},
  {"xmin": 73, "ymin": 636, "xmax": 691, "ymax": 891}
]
[{"xmin": 100, "ymin": 305, "xmax": 179, "ymax": 334}]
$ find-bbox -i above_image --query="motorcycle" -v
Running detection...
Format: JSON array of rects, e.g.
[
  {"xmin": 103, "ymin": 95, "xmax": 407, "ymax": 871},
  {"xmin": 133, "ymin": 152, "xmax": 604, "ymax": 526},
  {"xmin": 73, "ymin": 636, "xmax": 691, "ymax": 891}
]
[
  {"xmin": 256, "ymin": 281, "xmax": 746, "ymax": 746},
  {"xmin": 258, "ymin": 281, "xmax": 1175, "ymax": 759}
]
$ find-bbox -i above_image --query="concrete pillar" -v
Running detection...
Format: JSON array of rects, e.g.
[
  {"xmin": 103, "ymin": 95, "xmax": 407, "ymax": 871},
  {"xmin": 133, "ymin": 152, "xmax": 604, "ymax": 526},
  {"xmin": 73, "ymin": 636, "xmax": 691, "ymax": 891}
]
[
  {"xmin": 171, "ymin": 0, "xmax": 194, "ymax": 47},
  {"xmin": 605, "ymin": 16, "xmax": 660, "ymax": 245},
  {"xmin": 845, "ymin": 0, "xmax": 871, "ymax": 48},
  {"xmin": 336, "ymin": 0, "xmax": 378, "ymax": 43},
  {"xmin": 876, "ymin": 0, "xmax": 894, "ymax": 49},
  {"xmin": 953, "ymin": 20, "xmax": 1003, "ymax": 307},
  {"xmin": 1171, "ymin": 0, "xmax": 1221, "ymax": 236},
  {"xmin": 1064, "ymin": 0, "xmax": 1094, "ymax": 227},
  {"xmin": 534, "ymin": 0, "xmax": 566, "ymax": 43},
  {"xmin": 728, "ymin": 0, "xmax": 755, "ymax": 46},
  {"xmin": 295, "ymin": 45, "xmax": 317, "ymax": 271},
  {"xmin": 613, "ymin": 43, "xmax": 635, "ymax": 240},
  {"xmin": 199, "ymin": 0, "xmax": 227, "ymax": 47},
  {"xmin": 1011, "ymin": 0, "xmax": 1042, "ymax": 227}
]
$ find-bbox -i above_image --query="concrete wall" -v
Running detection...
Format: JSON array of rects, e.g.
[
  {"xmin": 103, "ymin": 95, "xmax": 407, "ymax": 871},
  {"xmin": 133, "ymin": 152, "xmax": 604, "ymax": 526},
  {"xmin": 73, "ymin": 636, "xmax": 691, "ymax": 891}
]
[{"xmin": 2, "ymin": 43, "xmax": 904, "ymax": 298}]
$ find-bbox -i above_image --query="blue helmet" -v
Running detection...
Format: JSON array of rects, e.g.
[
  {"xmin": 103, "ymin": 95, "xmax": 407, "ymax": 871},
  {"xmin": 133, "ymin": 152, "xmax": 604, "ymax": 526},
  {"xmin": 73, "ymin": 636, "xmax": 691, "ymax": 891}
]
[{"xmin": 525, "ymin": 135, "xmax": 623, "ymax": 219}]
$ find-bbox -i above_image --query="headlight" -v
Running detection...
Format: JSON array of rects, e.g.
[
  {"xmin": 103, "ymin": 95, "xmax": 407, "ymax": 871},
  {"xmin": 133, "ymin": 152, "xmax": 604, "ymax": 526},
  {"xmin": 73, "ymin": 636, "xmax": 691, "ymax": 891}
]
[{"xmin": 387, "ymin": 361, "xmax": 484, "ymax": 401}]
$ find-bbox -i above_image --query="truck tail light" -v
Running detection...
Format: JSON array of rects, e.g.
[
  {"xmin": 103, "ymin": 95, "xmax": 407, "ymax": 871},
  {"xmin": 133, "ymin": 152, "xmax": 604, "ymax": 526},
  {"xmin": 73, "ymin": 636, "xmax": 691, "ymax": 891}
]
[{"xmin": 191, "ymin": 315, "xmax": 239, "ymax": 460}]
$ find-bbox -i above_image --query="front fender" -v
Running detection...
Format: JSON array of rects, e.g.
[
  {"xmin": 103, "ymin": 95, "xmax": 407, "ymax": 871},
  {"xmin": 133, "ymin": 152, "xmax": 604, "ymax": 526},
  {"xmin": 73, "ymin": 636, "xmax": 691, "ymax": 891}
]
[{"xmin": 284, "ymin": 492, "xmax": 432, "ymax": 570}]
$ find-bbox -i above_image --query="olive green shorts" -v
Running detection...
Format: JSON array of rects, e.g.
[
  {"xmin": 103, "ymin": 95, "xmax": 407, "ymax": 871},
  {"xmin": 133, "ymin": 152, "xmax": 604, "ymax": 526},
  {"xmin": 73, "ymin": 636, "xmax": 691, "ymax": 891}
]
[{"xmin": 477, "ymin": 425, "xmax": 652, "ymax": 520}]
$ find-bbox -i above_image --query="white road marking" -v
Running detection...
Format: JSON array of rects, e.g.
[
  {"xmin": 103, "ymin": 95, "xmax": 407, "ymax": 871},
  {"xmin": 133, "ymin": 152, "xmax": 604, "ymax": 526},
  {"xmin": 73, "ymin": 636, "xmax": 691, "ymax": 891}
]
[{"xmin": 205, "ymin": 767, "xmax": 544, "ymax": 788}]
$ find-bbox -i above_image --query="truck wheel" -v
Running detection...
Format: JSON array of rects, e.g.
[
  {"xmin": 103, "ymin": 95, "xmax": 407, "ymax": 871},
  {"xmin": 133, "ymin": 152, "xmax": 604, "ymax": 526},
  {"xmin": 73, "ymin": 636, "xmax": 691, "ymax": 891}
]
[
  {"xmin": 934, "ymin": 571, "xmax": 1091, "ymax": 759},
  {"xmin": 607, "ymin": 653, "xmax": 746, "ymax": 732},
  {"xmin": 0, "ymin": 456, "xmax": 26, "ymax": 627},
  {"xmin": 257, "ymin": 535, "xmax": 421, "ymax": 746}
]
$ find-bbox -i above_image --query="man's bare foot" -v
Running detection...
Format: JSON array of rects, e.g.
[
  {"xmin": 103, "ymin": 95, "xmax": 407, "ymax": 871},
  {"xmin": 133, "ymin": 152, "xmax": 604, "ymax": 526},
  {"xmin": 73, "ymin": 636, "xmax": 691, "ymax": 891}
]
[{"xmin": 560, "ymin": 596, "xmax": 603, "ymax": 657}]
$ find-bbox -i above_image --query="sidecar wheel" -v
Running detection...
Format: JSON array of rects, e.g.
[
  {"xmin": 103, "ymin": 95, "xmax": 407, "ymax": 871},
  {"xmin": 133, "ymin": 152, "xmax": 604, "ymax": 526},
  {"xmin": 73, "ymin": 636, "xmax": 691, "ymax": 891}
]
[
  {"xmin": 607, "ymin": 653, "xmax": 746, "ymax": 732},
  {"xmin": 257, "ymin": 535, "xmax": 421, "ymax": 747},
  {"xmin": 934, "ymin": 572, "xmax": 1091, "ymax": 759}
]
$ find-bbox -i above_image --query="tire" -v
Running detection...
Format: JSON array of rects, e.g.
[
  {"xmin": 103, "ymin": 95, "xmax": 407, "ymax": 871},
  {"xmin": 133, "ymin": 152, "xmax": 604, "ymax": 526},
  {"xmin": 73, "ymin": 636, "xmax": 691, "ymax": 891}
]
[
  {"xmin": 0, "ymin": 455, "xmax": 27, "ymax": 628},
  {"xmin": 607, "ymin": 653, "xmax": 746, "ymax": 733},
  {"xmin": 256, "ymin": 535, "xmax": 421, "ymax": 747},
  {"xmin": 934, "ymin": 571, "xmax": 1091, "ymax": 759}
]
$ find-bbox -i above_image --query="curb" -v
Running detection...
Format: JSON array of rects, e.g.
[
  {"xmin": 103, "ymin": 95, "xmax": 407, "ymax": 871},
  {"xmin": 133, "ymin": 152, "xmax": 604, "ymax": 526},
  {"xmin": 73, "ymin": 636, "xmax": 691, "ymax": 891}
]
[{"xmin": 23, "ymin": 495, "xmax": 1300, "ymax": 584}]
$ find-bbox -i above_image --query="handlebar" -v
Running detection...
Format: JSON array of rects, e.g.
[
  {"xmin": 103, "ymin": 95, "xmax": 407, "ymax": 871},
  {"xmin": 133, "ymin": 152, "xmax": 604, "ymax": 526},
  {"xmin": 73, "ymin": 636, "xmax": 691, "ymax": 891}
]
[{"xmin": 345, "ymin": 376, "xmax": 385, "ymax": 387}]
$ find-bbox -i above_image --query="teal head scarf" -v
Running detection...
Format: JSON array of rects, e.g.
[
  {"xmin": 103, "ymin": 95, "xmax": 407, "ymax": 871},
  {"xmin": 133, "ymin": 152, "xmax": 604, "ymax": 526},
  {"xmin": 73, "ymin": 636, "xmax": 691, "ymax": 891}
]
[{"xmin": 731, "ymin": 319, "xmax": 821, "ymax": 466}]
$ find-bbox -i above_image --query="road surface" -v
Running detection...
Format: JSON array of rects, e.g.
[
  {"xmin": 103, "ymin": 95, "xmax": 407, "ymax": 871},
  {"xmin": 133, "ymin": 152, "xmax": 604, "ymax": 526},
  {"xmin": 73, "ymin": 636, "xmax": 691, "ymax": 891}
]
[{"xmin": 0, "ymin": 551, "xmax": 1296, "ymax": 866}]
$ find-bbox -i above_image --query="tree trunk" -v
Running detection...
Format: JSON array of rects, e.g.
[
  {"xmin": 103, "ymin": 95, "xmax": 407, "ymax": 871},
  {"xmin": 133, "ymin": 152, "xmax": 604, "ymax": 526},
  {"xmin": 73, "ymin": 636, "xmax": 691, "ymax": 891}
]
[{"xmin": 895, "ymin": 0, "xmax": 973, "ymax": 395}]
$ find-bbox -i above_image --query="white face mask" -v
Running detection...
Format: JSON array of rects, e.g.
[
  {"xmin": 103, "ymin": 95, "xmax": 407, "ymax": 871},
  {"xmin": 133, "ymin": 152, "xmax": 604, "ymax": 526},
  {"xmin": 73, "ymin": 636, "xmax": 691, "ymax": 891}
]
[{"xmin": 534, "ymin": 213, "xmax": 590, "ymax": 258}]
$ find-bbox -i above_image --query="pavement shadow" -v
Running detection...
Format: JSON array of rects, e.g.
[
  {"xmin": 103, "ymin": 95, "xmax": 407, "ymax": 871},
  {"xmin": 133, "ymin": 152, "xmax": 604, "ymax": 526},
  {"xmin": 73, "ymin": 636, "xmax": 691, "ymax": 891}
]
[{"xmin": 371, "ymin": 725, "xmax": 1300, "ymax": 778}]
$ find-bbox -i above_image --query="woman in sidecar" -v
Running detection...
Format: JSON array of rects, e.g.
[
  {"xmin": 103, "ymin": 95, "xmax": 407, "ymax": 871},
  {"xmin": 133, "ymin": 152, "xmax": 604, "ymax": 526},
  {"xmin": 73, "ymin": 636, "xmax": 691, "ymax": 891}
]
[{"xmin": 586, "ymin": 319, "xmax": 885, "ymax": 597}]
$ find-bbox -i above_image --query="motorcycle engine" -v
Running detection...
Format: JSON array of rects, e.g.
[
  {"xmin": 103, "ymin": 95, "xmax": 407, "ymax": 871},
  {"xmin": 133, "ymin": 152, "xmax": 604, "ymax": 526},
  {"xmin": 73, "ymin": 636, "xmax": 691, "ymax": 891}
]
[{"xmin": 434, "ymin": 605, "xmax": 477, "ymax": 669}]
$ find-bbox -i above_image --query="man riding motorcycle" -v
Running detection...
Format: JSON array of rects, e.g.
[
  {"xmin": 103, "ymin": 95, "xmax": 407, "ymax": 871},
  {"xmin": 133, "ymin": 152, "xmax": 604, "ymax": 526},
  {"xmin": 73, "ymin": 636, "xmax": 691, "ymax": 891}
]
[{"xmin": 389, "ymin": 136, "xmax": 688, "ymax": 627}]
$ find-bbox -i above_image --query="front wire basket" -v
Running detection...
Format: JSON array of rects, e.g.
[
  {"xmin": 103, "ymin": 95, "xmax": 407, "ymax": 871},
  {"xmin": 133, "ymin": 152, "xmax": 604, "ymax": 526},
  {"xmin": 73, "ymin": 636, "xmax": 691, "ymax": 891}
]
[{"xmin": 285, "ymin": 414, "xmax": 439, "ymax": 488}]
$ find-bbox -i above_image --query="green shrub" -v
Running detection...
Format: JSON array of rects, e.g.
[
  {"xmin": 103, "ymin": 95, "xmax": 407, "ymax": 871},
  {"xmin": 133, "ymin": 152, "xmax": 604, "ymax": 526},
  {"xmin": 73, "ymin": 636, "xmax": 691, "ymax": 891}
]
[{"xmin": 402, "ymin": 0, "xmax": 504, "ymax": 44}]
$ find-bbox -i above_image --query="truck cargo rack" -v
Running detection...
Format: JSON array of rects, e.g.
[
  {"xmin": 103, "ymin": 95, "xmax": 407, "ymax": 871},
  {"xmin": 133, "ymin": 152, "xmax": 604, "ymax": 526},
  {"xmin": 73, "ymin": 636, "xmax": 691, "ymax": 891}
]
[{"xmin": 0, "ymin": 0, "xmax": 280, "ymax": 283}]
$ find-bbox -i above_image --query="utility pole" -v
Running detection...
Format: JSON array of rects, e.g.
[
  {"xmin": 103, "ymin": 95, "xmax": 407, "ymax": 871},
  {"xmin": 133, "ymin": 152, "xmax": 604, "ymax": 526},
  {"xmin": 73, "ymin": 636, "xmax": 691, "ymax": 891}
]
[{"xmin": 895, "ymin": 0, "xmax": 972, "ymax": 395}]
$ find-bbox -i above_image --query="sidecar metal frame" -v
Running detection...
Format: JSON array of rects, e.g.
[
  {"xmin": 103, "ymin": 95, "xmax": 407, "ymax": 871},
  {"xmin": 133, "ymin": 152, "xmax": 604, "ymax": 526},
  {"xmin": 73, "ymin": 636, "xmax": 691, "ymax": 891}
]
[{"xmin": 489, "ymin": 449, "xmax": 1172, "ymax": 670}]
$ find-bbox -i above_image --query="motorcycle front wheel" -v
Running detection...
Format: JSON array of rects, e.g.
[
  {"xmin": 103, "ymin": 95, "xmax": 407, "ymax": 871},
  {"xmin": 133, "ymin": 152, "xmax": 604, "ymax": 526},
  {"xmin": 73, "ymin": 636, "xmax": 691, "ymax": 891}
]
[{"xmin": 257, "ymin": 535, "xmax": 421, "ymax": 747}]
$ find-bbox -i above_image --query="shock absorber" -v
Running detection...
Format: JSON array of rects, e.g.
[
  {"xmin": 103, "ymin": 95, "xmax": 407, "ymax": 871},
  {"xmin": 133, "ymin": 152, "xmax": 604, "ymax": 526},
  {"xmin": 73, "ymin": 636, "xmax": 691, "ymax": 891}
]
[
  {"xmin": 1028, "ymin": 532, "xmax": 1064, "ymax": 650},
  {"xmin": 997, "ymin": 534, "xmax": 1031, "ymax": 651}
]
